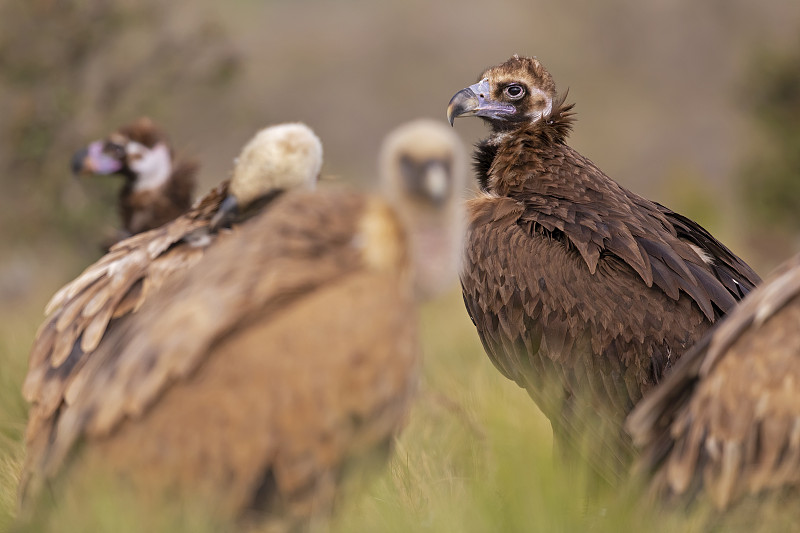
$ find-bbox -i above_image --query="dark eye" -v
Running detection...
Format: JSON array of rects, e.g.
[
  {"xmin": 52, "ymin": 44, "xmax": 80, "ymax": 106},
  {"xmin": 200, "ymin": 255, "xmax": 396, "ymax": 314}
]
[
  {"xmin": 105, "ymin": 143, "xmax": 126, "ymax": 159},
  {"xmin": 504, "ymin": 84, "xmax": 525, "ymax": 100}
]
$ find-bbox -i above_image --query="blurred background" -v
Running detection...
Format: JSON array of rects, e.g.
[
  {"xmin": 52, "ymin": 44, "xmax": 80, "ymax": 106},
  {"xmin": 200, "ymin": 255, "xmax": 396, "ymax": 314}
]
[
  {"xmin": 0, "ymin": 0, "xmax": 799, "ymax": 530},
  {"xmin": 3, "ymin": 0, "xmax": 800, "ymax": 299}
]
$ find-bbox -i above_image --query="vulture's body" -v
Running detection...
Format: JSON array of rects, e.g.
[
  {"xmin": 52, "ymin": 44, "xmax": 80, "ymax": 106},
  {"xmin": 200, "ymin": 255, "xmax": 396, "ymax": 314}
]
[
  {"xmin": 72, "ymin": 117, "xmax": 197, "ymax": 244},
  {"xmin": 448, "ymin": 56, "xmax": 760, "ymax": 479},
  {"xmin": 51, "ymin": 190, "xmax": 418, "ymax": 526},
  {"xmin": 20, "ymin": 123, "xmax": 323, "ymax": 512},
  {"xmin": 627, "ymin": 253, "xmax": 800, "ymax": 526},
  {"xmin": 20, "ymin": 120, "xmax": 466, "ymax": 529}
]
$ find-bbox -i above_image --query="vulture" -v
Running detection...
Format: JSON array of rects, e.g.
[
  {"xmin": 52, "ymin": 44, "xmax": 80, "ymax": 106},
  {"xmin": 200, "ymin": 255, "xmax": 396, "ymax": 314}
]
[
  {"xmin": 627, "ymin": 253, "xmax": 800, "ymax": 526},
  {"xmin": 19, "ymin": 119, "xmax": 466, "ymax": 529},
  {"xmin": 447, "ymin": 55, "xmax": 761, "ymax": 481},
  {"xmin": 20, "ymin": 122, "xmax": 323, "ymax": 511},
  {"xmin": 71, "ymin": 117, "xmax": 197, "ymax": 244}
]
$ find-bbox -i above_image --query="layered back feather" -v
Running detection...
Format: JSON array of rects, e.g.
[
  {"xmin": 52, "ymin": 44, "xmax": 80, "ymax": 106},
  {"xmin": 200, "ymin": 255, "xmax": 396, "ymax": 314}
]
[
  {"xmin": 456, "ymin": 57, "xmax": 760, "ymax": 482},
  {"xmin": 628, "ymin": 253, "xmax": 800, "ymax": 514}
]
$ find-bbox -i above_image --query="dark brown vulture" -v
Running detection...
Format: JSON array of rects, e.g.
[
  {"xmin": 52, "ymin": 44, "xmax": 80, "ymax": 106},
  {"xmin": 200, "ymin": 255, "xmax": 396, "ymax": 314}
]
[
  {"xmin": 20, "ymin": 122, "xmax": 323, "ymax": 512},
  {"xmin": 71, "ymin": 117, "xmax": 197, "ymax": 244},
  {"xmin": 19, "ymin": 119, "xmax": 466, "ymax": 529},
  {"xmin": 447, "ymin": 55, "xmax": 761, "ymax": 481},
  {"xmin": 627, "ymin": 253, "xmax": 800, "ymax": 526}
]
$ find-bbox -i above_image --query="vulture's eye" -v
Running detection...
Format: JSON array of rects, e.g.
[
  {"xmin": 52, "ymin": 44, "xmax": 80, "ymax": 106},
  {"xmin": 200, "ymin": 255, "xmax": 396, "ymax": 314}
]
[
  {"xmin": 504, "ymin": 84, "xmax": 525, "ymax": 100},
  {"xmin": 106, "ymin": 143, "xmax": 126, "ymax": 159}
]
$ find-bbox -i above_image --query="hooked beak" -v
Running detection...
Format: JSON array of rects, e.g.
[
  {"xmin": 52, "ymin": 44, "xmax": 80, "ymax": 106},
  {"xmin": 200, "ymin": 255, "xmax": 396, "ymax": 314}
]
[
  {"xmin": 446, "ymin": 78, "xmax": 516, "ymax": 126},
  {"xmin": 71, "ymin": 141, "xmax": 124, "ymax": 176}
]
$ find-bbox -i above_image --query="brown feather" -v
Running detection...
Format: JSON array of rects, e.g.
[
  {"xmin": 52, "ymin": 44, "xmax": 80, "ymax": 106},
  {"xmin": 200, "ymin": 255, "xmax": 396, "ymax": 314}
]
[
  {"xmin": 29, "ymin": 188, "xmax": 419, "ymax": 527},
  {"xmin": 455, "ymin": 56, "xmax": 760, "ymax": 482},
  {"xmin": 19, "ymin": 182, "xmax": 232, "ymax": 511},
  {"xmin": 628, "ymin": 253, "xmax": 800, "ymax": 521},
  {"xmin": 111, "ymin": 279, "xmax": 143, "ymax": 319},
  {"xmin": 21, "ymin": 120, "xmax": 334, "ymax": 514},
  {"xmin": 20, "ymin": 120, "xmax": 464, "ymax": 529},
  {"xmin": 23, "ymin": 183, "xmax": 227, "ymax": 394}
]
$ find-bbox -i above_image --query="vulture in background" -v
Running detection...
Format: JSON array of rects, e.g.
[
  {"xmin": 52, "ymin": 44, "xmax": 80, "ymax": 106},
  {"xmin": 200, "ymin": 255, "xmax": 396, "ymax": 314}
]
[
  {"xmin": 627, "ymin": 253, "xmax": 800, "ymax": 528},
  {"xmin": 71, "ymin": 117, "xmax": 197, "ymax": 245},
  {"xmin": 20, "ymin": 122, "xmax": 323, "ymax": 511},
  {"xmin": 447, "ymin": 55, "xmax": 761, "ymax": 482},
  {"xmin": 19, "ymin": 120, "xmax": 466, "ymax": 530}
]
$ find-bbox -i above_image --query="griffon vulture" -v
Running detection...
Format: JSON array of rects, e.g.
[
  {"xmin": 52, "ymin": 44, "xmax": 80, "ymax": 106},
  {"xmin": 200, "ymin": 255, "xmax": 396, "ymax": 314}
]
[
  {"xmin": 20, "ymin": 120, "xmax": 466, "ymax": 529},
  {"xmin": 627, "ymin": 253, "xmax": 800, "ymax": 526},
  {"xmin": 20, "ymin": 122, "xmax": 323, "ymax": 510}
]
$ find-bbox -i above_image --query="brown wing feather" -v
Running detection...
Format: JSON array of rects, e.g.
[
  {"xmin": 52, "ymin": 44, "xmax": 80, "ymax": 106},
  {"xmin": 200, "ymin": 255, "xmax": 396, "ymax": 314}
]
[
  {"xmin": 72, "ymin": 269, "xmax": 416, "ymax": 522},
  {"xmin": 512, "ymin": 149, "xmax": 755, "ymax": 320},
  {"xmin": 56, "ymin": 191, "xmax": 369, "ymax": 440},
  {"xmin": 462, "ymin": 194, "xmax": 717, "ymax": 480},
  {"xmin": 460, "ymin": 60, "xmax": 760, "ymax": 487},
  {"xmin": 656, "ymin": 204, "xmax": 761, "ymax": 299},
  {"xmin": 26, "ymin": 190, "xmax": 416, "ymax": 524},
  {"xmin": 22, "ymin": 182, "xmax": 229, "ymax": 443},
  {"xmin": 627, "ymin": 254, "xmax": 800, "ymax": 510}
]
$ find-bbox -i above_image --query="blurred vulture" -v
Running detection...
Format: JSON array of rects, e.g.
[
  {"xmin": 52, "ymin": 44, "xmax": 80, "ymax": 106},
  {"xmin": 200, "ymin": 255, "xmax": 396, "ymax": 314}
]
[
  {"xmin": 20, "ymin": 119, "xmax": 466, "ymax": 529},
  {"xmin": 447, "ymin": 55, "xmax": 760, "ymax": 481},
  {"xmin": 20, "ymin": 122, "xmax": 323, "ymax": 510},
  {"xmin": 71, "ymin": 117, "xmax": 198, "ymax": 244},
  {"xmin": 627, "ymin": 253, "xmax": 800, "ymax": 525}
]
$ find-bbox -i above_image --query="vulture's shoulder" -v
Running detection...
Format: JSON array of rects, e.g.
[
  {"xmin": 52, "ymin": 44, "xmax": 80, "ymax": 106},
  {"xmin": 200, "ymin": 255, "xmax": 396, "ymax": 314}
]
[
  {"xmin": 627, "ymin": 253, "xmax": 800, "ymax": 509},
  {"xmin": 35, "ymin": 188, "xmax": 408, "ymax": 480},
  {"xmin": 499, "ymin": 148, "xmax": 757, "ymax": 320},
  {"xmin": 461, "ymin": 193, "xmax": 709, "ymax": 385},
  {"xmin": 654, "ymin": 203, "xmax": 761, "ymax": 297},
  {"xmin": 22, "ymin": 181, "xmax": 230, "ymax": 443}
]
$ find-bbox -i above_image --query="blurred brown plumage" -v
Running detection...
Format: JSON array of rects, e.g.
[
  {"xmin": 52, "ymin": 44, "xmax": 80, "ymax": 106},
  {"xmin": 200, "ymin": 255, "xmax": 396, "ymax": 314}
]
[
  {"xmin": 20, "ymin": 119, "xmax": 466, "ymax": 529},
  {"xmin": 448, "ymin": 55, "xmax": 760, "ymax": 482},
  {"xmin": 20, "ymin": 122, "xmax": 323, "ymax": 513},
  {"xmin": 627, "ymin": 253, "xmax": 800, "ymax": 522}
]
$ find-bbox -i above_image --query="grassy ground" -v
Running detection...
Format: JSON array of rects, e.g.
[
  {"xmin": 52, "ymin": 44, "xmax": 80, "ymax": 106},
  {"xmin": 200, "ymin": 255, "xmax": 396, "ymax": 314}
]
[
  {"xmin": 0, "ymin": 282, "xmax": 710, "ymax": 532},
  {"xmin": 0, "ymin": 293, "xmax": 44, "ymax": 530},
  {"xmin": 330, "ymin": 292, "xmax": 699, "ymax": 533},
  {"xmin": 1, "ymin": 2, "xmax": 797, "ymax": 527}
]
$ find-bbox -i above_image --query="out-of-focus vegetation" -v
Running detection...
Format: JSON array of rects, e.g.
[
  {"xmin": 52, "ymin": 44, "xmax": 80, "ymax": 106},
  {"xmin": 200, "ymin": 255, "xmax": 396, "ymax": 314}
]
[
  {"xmin": 0, "ymin": 0, "xmax": 238, "ymax": 253},
  {"xmin": 739, "ymin": 42, "xmax": 800, "ymax": 249},
  {"xmin": 1, "ymin": 0, "xmax": 799, "ymax": 530}
]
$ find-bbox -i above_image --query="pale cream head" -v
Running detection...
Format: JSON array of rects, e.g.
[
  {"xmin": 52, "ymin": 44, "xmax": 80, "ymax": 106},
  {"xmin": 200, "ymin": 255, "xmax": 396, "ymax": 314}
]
[
  {"xmin": 379, "ymin": 119, "xmax": 467, "ymax": 299},
  {"xmin": 229, "ymin": 123, "xmax": 323, "ymax": 207}
]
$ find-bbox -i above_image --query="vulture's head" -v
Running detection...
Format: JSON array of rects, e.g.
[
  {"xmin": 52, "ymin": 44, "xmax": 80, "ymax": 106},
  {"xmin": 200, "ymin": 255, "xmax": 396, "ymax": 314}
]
[
  {"xmin": 380, "ymin": 119, "xmax": 467, "ymax": 299},
  {"xmin": 212, "ymin": 123, "xmax": 323, "ymax": 228},
  {"xmin": 447, "ymin": 55, "xmax": 556, "ymax": 130},
  {"xmin": 71, "ymin": 117, "xmax": 174, "ymax": 190}
]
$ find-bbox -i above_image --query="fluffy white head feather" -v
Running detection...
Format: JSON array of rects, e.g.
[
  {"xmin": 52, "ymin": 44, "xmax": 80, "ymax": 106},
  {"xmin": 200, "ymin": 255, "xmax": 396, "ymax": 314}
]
[{"xmin": 229, "ymin": 123, "xmax": 323, "ymax": 206}]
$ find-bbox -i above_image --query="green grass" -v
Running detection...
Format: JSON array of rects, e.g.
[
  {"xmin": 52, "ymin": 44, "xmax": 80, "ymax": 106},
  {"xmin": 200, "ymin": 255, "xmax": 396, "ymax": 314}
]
[
  {"xmin": 0, "ymin": 286, "xmax": 709, "ymax": 532},
  {"xmin": 0, "ymin": 297, "xmax": 44, "ymax": 531},
  {"xmin": 331, "ymin": 291, "xmax": 699, "ymax": 533}
]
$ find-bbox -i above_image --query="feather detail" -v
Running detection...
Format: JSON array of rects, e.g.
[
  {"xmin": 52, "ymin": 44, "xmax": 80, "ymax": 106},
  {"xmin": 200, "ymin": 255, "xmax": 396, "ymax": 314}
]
[
  {"xmin": 628, "ymin": 254, "xmax": 800, "ymax": 513},
  {"xmin": 458, "ymin": 56, "xmax": 760, "ymax": 485}
]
